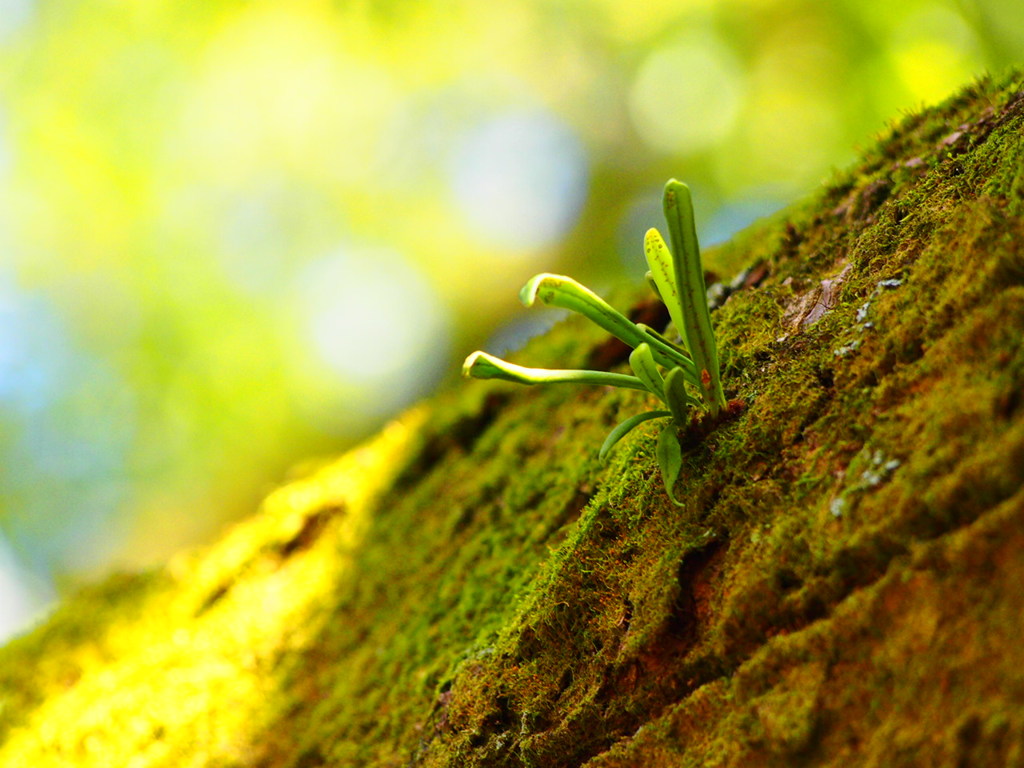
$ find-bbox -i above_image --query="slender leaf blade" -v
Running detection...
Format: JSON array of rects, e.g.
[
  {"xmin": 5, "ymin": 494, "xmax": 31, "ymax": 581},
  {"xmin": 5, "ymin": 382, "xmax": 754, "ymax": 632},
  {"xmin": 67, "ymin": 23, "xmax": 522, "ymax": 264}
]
[
  {"xmin": 662, "ymin": 180, "xmax": 726, "ymax": 413},
  {"xmin": 635, "ymin": 323, "xmax": 692, "ymax": 364},
  {"xmin": 643, "ymin": 227, "xmax": 687, "ymax": 339},
  {"xmin": 520, "ymin": 273, "xmax": 646, "ymax": 349},
  {"xmin": 462, "ymin": 351, "xmax": 650, "ymax": 391},
  {"xmin": 656, "ymin": 422, "xmax": 685, "ymax": 507},
  {"xmin": 599, "ymin": 410, "xmax": 671, "ymax": 461},
  {"xmin": 519, "ymin": 273, "xmax": 697, "ymax": 375}
]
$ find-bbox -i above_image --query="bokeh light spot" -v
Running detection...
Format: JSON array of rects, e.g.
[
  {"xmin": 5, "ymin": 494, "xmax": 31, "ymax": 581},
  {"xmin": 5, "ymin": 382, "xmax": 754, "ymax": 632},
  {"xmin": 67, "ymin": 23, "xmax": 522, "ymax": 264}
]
[
  {"xmin": 0, "ymin": 0, "xmax": 33, "ymax": 42},
  {"xmin": 0, "ymin": 532, "xmax": 53, "ymax": 644},
  {"xmin": 0, "ymin": 108, "xmax": 12, "ymax": 178},
  {"xmin": 183, "ymin": 5, "xmax": 398, "ymax": 182},
  {"xmin": 884, "ymin": 5, "xmax": 982, "ymax": 105},
  {"xmin": 448, "ymin": 110, "xmax": 589, "ymax": 252},
  {"xmin": 292, "ymin": 246, "xmax": 450, "ymax": 427},
  {"xmin": 629, "ymin": 32, "xmax": 745, "ymax": 154},
  {"xmin": 718, "ymin": 87, "xmax": 843, "ymax": 193},
  {"xmin": 0, "ymin": 280, "xmax": 68, "ymax": 414}
]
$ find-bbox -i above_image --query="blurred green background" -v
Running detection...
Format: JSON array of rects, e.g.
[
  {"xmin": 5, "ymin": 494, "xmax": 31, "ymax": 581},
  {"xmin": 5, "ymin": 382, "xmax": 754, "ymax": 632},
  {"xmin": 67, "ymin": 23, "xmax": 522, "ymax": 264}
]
[{"xmin": 0, "ymin": 0, "xmax": 1018, "ymax": 639}]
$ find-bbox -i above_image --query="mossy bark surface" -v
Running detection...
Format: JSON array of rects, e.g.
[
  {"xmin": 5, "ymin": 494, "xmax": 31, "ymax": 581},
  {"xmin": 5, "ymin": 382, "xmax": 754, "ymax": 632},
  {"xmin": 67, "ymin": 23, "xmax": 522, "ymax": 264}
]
[{"xmin": 3, "ymin": 71, "xmax": 1024, "ymax": 767}]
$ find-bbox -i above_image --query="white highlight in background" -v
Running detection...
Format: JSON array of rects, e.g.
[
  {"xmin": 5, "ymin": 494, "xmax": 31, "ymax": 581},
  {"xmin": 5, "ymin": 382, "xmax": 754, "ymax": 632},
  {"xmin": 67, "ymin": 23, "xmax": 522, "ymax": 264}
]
[
  {"xmin": 629, "ymin": 32, "xmax": 745, "ymax": 154},
  {"xmin": 290, "ymin": 245, "xmax": 450, "ymax": 431},
  {"xmin": 0, "ymin": 532, "xmax": 54, "ymax": 645},
  {"xmin": 448, "ymin": 111, "xmax": 589, "ymax": 252},
  {"xmin": 0, "ymin": 0, "xmax": 33, "ymax": 43}
]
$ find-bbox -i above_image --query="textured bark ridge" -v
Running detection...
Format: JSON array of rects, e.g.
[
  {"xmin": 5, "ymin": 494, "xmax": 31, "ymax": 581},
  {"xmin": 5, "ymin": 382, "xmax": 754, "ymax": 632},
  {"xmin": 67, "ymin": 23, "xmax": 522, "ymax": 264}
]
[{"xmin": 2, "ymin": 71, "xmax": 1024, "ymax": 768}]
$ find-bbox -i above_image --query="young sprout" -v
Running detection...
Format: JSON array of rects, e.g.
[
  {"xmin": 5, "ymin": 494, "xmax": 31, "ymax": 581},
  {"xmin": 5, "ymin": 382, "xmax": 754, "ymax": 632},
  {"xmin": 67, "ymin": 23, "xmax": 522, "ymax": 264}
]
[{"xmin": 463, "ymin": 179, "xmax": 726, "ymax": 505}]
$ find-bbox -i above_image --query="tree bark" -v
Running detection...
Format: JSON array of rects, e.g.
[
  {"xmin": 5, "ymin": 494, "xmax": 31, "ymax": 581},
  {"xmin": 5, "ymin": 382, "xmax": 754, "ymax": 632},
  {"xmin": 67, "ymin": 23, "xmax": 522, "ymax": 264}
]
[{"xmin": 2, "ymin": 70, "xmax": 1023, "ymax": 768}]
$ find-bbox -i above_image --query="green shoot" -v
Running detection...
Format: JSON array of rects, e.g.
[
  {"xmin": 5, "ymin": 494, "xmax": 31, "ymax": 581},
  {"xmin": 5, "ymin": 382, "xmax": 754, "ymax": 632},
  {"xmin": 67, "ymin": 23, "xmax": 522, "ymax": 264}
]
[
  {"xmin": 462, "ymin": 351, "xmax": 649, "ymax": 392},
  {"xmin": 659, "ymin": 180, "xmax": 727, "ymax": 413},
  {"xmin": 521, "ymin": 274, "xmax": 698, "ymax": 381},
  {"xmin": 463, "ymin": 179, "xmax": 727, "ymax": 505}
]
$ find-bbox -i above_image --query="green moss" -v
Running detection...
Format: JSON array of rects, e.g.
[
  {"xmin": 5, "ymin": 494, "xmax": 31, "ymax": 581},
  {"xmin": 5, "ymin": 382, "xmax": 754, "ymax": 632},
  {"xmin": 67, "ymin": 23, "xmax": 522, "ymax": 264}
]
[{"xmin": 3, "ymin": 69, "xmax": 1024, "ymax": 767}]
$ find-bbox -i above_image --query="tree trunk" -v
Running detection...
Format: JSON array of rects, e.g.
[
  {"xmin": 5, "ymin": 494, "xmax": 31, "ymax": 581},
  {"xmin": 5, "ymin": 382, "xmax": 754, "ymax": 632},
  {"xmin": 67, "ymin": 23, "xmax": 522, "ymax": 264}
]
[{"xmin": 2, "ymin": 70, "xmax": 1023, "ymax": 768}]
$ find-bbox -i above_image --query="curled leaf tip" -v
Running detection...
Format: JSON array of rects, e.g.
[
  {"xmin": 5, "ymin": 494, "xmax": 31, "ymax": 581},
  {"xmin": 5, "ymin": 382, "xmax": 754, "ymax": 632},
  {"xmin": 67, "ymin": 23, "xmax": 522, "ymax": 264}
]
[
  {"xmin": 643, "ymin": 228, "xmax": 666, "ymax": 252},
  {"xmin": 519, "ymin": 273, "xmax": 563, "ymax": 307},
  {"xmin": 462, "ymin": 350, "xmax": 494, "ymax": 378}
]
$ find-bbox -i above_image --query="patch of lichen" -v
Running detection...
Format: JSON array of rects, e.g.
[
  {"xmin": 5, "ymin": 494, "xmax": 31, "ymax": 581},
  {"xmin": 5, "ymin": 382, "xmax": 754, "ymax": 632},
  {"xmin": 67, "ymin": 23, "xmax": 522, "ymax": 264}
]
[{"xmin": 2, "ymin": 69, "xmax": 1023, "ymax": 768}]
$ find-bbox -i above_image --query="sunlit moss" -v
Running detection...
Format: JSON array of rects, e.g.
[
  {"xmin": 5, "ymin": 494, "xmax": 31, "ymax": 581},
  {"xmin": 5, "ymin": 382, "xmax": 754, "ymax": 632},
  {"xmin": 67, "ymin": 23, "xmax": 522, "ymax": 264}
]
[{"xmin": 0, "ymin": 406, "xmax": 427, "ymax": 765}]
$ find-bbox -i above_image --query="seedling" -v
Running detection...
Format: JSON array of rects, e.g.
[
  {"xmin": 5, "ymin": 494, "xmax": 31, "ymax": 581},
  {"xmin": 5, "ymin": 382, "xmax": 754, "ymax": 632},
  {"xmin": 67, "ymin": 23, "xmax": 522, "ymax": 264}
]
[{"xmin": 463, "ymin": 179, "xmax": 727, "ymax": 504}]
